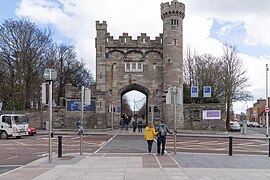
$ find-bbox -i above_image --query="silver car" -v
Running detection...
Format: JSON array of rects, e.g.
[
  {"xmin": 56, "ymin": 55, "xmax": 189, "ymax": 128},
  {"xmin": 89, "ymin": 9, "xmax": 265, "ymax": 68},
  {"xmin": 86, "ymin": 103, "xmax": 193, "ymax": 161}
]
[{"xmin": 229, "ymin": 121, "xmax": 241, "ymax": 131}]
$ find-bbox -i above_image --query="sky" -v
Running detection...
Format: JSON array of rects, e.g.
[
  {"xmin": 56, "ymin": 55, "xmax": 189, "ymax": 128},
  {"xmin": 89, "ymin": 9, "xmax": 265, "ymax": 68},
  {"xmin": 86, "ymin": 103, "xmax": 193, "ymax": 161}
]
[{"xmin": 1, "ymin": 0, "xmax": 270, "ymax": 114}]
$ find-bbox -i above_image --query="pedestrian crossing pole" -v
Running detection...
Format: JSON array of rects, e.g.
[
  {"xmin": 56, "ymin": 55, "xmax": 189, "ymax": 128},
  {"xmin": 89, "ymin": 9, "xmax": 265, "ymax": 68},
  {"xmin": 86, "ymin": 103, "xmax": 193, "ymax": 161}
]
[
  {"xmin": 172, "ymin": 86, "xmax": 177, "ymax": 155},
  {"xmin": 266, "ymin": 64, "xmax": 269, "ymax": 137},
  {"xmin": 166, "ymin": 86, "xmax": 182, "ymax": 155},
  {"xmin": 80, "ymin": 86, "xmax": 84, "ymax": 155}
]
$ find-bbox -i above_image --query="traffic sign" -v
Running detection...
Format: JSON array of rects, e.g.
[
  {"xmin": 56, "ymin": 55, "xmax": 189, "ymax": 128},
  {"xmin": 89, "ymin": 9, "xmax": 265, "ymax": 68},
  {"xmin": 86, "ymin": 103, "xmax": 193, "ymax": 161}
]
[{"xmin": 266, "ymin": 107, "xmax": 269, "ymax": 113}]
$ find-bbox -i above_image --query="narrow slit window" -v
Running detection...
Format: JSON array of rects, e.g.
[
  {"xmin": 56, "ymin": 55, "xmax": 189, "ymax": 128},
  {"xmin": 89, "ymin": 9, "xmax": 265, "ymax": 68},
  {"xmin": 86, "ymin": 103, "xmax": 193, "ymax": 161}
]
[
  {"xmin": 124, "ymin": 38, "xmax": 127, "ymax": 43},
  {"xmin": 171, "ymin": 19, "xmax": 174, "ymax": 25},
  {"xmin": 143, "ymin": 38, "xmax": 145, "ymax": 44},
  {"xmin": 174, "ymin": 39, "xmax": 177, "ymax": 45},
  {"xmin": 153, "ymin": 63, "xmax": 156, "ymax": 70}
]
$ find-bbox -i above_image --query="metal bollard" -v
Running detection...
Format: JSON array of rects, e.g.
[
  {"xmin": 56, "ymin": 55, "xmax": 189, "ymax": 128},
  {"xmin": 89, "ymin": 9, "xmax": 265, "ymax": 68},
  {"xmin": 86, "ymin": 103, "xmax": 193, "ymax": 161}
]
[
  {"xmin": 58, "ymin": 136, "xmax": 62, "ymax": 158},
  {"xmin": 229, "ymin": 136, "xmax": 233, "ymax": 156},
  {"xmin": 268, "ymin": 138, "xmax": 270, "ymax": 157}
]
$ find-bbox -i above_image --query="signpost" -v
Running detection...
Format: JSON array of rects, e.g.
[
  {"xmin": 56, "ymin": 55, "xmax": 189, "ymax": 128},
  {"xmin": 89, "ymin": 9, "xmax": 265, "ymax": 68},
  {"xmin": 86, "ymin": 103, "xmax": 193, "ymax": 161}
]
[
  {"xmin": 165, "ymin": 86, "xmax": 182, "ymax": 155},
  {"xmin": 80, "ymin": 86, "xmax": 91, "ymax": 155},
  {"xmin": 43, "ymin": 69, "xmax": 57, "ymax": 163}
]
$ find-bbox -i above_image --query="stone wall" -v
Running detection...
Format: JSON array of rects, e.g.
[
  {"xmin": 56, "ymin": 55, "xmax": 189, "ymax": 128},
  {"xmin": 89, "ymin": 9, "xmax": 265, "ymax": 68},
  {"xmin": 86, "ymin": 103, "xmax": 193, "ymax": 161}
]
[
  {"xmin": 2, "ymin": 102, "xmax": 226, "ymax": 131},
  {"xmin": 183, "ymin": 103, "xmax": 226, "ymax": 131}
]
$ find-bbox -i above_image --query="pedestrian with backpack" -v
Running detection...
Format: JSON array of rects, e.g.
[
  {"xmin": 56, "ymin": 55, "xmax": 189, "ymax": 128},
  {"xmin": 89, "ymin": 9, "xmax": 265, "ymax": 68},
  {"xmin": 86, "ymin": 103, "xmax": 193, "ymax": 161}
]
[
  {"xmin": 144, "ymin": 121, "xmax": 158, "ymax": 155},
  {"xmin": 156, "ymin": 120, "xmax": 173, "ymax": 155}
]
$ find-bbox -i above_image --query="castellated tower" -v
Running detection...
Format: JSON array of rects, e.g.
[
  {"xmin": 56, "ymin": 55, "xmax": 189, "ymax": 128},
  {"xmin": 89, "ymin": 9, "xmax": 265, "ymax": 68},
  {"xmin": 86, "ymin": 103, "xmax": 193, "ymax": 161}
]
[
  {"xmin": 95, "ymin": 21, "xmax": 107, "ymax": 128},
  {"xmin": 161, "ymin": 0, "xmax": 185, "ymax": 128}
]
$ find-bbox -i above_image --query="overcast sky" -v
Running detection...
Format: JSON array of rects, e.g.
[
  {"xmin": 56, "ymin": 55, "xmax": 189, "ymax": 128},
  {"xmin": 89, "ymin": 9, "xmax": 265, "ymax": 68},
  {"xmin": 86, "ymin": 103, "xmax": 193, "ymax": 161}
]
[{"xmin": 1, "ymin": 0, "xmax": 270, "ymax": 114}]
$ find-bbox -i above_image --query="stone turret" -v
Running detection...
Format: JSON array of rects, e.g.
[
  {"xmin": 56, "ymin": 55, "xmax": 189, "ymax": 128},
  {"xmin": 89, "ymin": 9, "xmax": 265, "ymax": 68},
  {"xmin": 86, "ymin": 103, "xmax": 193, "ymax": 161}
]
[
  {"xmin": 161, "ymin": 0, "xmax": 185, "ymax": 127},
  {"xmin": 95, "ymin": 21, "xmax": 108, "ymax": 128}
]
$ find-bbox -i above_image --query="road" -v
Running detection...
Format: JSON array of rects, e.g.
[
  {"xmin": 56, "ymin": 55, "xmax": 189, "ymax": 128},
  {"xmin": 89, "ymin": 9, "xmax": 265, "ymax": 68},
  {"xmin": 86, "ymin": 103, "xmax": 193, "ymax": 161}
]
[
  {"xmin": 0, "ymin": 133, "xmax": 113, "ymax": 174},
  {"xmin": 1, "ymin": 129, "xmax": 269, "ymax": 174},
  {"xmin": 166, "ymin": 135, "xmax": 269, "ymax": 155}
]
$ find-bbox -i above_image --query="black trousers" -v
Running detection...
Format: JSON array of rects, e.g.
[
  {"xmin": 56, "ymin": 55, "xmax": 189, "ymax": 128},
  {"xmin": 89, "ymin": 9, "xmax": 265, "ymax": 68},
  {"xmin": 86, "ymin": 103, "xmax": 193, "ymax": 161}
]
[{"xmin": 157, "ymin": 136, "xmax": 166, "ymax": 155}]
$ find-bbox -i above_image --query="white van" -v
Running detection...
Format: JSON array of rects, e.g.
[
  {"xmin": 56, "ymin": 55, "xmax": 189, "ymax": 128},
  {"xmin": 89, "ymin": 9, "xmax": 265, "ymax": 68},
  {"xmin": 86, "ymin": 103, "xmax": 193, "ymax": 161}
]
[{"xmin": 0, "ymin": 114, "xmax": 29, "ymax": 139}]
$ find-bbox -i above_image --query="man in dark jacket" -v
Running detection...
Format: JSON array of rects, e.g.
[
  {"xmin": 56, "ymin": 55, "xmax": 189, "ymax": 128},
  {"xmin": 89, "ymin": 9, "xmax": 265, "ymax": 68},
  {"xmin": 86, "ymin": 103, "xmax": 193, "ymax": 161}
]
[{"xmin": 156, "ymin": 120, "xmax": 173, "ymax": 155}]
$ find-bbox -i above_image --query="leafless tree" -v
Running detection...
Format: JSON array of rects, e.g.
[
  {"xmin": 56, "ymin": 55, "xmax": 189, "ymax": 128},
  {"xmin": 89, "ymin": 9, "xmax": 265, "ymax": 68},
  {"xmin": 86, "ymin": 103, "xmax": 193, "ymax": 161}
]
[
  {"xmin": 51, "ymin": 44, "xmax": 94, "ymax": 104},
  {"xmin": 122, "ymin": 95, "xmax": 132, "ymax": 115},
  {"xmin": 0, "ymin": 19, "xmax": 95, "ymax": 110},
  {"xmin": 184, "ymin": 47, "xmax": 223, "ymax": 103},
  {"xmin": 0, "ymin": 19, "xmax": 53, "ymax": 110},
  {"xmin": 184, "ymin": 44, "xmax": 251, "ymax": 130},
  {"xmin": 221, "ymin": 43, "xmax": 251, "ymax": 130}
]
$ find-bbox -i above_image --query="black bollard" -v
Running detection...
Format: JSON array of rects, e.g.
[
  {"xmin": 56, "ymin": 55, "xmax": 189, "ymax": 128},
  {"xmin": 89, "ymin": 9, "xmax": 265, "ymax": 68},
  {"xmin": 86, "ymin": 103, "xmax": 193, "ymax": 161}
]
[
  {"xmin": 58, "ymin": 136, "xmax": 63, "ymax": 158},
  {"xmin": 229, "ymin": 136, "xmax": 233, "ymax": 156},
  {"xmin": 269, "ymin": 138, "xmax": 270, "ymax": 157}
]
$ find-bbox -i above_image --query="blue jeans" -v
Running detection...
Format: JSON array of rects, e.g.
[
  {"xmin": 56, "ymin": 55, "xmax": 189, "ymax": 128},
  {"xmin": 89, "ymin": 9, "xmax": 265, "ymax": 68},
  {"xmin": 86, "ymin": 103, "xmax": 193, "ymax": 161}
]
[
  {"xmin": 147, "ymin": 140, "xmax": 154, "ymax": 153},
  {"xmin": 157, "ymin": 136, "xmax": 166, "ymax": 155}
]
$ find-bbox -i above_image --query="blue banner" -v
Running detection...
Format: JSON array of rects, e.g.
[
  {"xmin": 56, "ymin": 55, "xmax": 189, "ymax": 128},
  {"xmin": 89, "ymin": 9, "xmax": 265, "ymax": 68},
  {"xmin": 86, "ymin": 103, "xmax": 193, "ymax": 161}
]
[{"xmin": 66, "ymin": 100, "xmax": 95, "ymax": 111}]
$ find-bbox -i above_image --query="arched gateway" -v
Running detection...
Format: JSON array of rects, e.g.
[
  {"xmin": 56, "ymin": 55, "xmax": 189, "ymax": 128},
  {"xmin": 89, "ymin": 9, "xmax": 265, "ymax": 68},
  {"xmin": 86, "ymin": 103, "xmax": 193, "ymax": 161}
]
[{"xmin": 94, "ymin": 0, "xmax": 185, "ymax": 128}]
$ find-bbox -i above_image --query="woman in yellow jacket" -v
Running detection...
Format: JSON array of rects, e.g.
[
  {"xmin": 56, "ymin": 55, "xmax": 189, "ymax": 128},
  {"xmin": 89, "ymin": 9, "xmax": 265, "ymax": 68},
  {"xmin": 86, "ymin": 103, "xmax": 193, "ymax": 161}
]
[{"xmin": 144, "ymin": 121, "xmax": 158, "ymax": 155}]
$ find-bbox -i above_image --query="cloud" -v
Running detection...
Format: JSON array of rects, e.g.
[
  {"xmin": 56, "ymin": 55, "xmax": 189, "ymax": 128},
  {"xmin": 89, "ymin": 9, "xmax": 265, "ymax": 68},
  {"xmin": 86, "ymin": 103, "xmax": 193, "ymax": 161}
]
[{"xmin": 15, "ymin": 0, "xmax": 270, "ymax": 113}]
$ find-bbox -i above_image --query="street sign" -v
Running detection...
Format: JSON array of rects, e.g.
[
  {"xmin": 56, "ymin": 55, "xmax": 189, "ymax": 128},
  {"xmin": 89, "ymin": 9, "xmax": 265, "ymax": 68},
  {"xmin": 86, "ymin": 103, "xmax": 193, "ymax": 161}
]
[
  {"xmin": 266, "ymin": 107, "xmax": 269, "ymax": 113},
  {"xmin": 43, "ymin": 69, "xmax": 57, "ymax": 81}
]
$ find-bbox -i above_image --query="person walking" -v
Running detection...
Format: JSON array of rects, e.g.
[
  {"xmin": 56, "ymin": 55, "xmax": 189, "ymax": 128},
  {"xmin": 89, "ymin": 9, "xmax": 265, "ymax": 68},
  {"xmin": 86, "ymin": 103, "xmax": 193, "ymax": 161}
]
[
  {"xmin": 132, "ymin": 119, "xmax": 138, "ymax": 132},
  {"xmin": 144, "ymin": 121, "xmax": 158, "ymax": 155},
  {"xmin": 156, "ymin": 120, "xmax": 173, "ymax": 155},
  {"xmin": 137, "ymin": 118, "xmax": 143, "ymax": 133}
]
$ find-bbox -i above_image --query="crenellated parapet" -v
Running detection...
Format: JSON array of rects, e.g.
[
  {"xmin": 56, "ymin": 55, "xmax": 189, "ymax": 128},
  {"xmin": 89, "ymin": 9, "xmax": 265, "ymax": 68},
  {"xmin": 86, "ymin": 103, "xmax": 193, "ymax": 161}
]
[
  {"xmin": 96, "ymin": 20, "xmax": 107, "ymax": 30},
  {"xmin": 105, "ymin": 32, "xmax": 163, "ymax": 48},
  {"xmin": 160, "ymin": 0, "xmax": 185, "ymax": 19}
]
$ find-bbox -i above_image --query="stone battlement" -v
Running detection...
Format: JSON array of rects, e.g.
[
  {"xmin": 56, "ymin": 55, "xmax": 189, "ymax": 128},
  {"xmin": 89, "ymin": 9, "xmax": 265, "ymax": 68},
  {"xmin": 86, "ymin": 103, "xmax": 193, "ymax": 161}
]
[
  {"xmin": 160, "ymin": 0, "xmax": 185, "ymax": 19},
  {"xmin": 96, "ymin": 20, "xmax": 107, "ymax": 30},
  {"xmin": 105, "ymin": 32, "xmax": 163, "ymax": 48}
]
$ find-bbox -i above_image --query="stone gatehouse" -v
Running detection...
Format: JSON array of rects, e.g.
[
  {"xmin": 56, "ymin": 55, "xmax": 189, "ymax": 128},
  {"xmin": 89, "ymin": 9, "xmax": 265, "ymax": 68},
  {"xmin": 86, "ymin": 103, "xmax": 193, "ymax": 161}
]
[
  {"xmin": 3, "ymin": 0, "xmax": 226, "ymax": 131},
  {"xmin": 94, "ymin": 0, "xmax": 185, "ymax": 128}
]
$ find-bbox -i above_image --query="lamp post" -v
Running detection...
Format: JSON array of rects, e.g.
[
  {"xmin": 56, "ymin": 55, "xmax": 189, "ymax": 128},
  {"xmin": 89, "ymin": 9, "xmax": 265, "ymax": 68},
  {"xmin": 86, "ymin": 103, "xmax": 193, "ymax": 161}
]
[{"xmin": 266, "ymin": 64, "xmax": 269, "ymax": 137}]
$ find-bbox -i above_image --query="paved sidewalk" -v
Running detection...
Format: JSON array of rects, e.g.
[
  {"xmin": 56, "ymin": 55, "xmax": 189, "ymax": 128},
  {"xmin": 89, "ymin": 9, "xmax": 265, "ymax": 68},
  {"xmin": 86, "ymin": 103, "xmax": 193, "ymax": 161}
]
[{"xmin": 1, "ymin": 129, "xmax": 270, "ymax": 180}]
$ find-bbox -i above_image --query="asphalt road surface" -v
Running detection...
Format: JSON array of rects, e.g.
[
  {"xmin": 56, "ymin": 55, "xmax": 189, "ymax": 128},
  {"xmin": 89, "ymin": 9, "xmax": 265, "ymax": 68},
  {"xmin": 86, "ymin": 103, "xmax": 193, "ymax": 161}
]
[
  {"xmin": 1, "ymin": 131, "xmax": 269, "ymax": 174},
  {"xmin": 0, "ymin": 133, "xmax": 113, "ymax": 174}
]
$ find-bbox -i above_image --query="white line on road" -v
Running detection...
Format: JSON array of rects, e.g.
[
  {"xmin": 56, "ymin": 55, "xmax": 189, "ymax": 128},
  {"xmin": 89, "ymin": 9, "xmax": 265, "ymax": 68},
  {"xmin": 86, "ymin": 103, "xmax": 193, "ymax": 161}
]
[{"xmin": 4, "ymin": 156, "xmax": 18, "ymax": 160}]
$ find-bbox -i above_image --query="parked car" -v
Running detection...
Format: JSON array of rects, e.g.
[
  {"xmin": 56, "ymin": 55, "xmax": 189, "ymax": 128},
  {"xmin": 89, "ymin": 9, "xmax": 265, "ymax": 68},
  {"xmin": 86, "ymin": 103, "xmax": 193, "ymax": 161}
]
[
  {"xmin": 229, "ymin": 121, "xmax": 241, "ymax": 131},
  {"xmin": 250, "ymin": 122, "xmax": 261, "ymax": 128},
  {"xmin": 28, "ymin": 126, "xmax": 36, "ymax": 136}
]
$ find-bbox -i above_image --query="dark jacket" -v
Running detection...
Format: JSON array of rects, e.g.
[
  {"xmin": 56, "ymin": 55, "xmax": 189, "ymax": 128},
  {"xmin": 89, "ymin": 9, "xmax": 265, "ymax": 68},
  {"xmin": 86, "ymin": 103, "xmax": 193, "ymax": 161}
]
[{"xmin": 156, "ymin": 123, "xmax": 173, "ymax": 137}]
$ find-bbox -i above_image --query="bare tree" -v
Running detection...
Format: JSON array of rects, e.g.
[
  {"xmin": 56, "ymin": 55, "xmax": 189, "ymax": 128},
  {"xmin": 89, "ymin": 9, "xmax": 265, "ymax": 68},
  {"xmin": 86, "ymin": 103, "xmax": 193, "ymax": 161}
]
[
  {"xmin": 0, "ymin": 19, "xmax": 95, "ymax": 110},
  {"xmin": 122, "ymin": 95, "xmax": 132, "ymax": 115},
  {"xmin": 51, "ymin": 44, "xmax": 95, "ymax": 105},
  {"xmin": 221, "ymin": 43, "xmax": 251, "ymax": 130},
  {"xmin": 0, "ymin": 19, "xmax": 53, "ymax": 110},
  {"xmin": 184, "ymin": 47, "xmax": 223, "ymax": 103}
]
